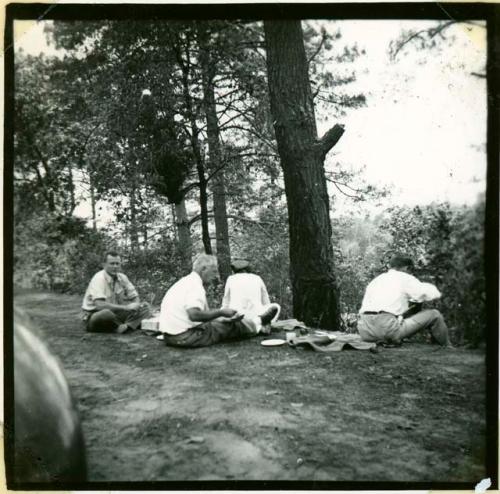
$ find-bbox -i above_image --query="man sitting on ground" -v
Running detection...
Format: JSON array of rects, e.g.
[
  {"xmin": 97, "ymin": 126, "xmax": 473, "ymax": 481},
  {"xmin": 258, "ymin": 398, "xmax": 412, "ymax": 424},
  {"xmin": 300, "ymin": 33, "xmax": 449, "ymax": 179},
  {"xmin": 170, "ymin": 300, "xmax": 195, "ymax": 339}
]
[
  {"xmin": 221, "ymin": 259, "xmax": 280, "ymax": 326},
  {"xmin": 81, "ymin": 251, "xmax": 151, "ymax": 334},
  {"xmin": 358, "ymin": 254, "xmax": 453, "ymax": 347},
  {"xmin": 159, "ymin": 254, "xmax": 278, "ymax": 348}
]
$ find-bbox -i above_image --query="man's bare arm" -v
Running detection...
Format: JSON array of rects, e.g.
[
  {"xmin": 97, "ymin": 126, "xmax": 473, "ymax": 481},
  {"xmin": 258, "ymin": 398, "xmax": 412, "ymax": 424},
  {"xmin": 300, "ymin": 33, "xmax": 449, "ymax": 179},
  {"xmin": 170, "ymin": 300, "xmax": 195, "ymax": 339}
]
[
  {"xmin": 187, "ymin": 307, "xmax": 237, "ymax": 322},
  {"xmin": 94, "ymin": 299, "xmax": 137, "ymax": 312}
]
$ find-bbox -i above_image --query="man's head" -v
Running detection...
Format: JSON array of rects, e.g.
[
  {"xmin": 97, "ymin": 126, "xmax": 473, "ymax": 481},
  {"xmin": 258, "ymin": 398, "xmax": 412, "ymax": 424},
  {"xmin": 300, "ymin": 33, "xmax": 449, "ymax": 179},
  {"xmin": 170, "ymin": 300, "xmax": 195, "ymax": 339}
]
[
  {"xmin": 193, "ymin": 254, "xmax": 219, "ymax": 285},
  {"xmin": 103, "ymin": 251, "xmax": 121, "ymax": 277},
  {"xmin": 389, "ymin": 254, "xmax": 414, "ymax": 272}
]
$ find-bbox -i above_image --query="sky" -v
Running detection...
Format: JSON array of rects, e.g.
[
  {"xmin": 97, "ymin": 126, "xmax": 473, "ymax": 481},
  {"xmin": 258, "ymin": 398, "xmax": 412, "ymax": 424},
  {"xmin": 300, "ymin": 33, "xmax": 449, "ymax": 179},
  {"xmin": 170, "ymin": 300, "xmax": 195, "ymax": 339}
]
[
  {"xmin": 13, "ymin": 18, "xmax": 487, "ymax": 222},
  {"xmin": 318, "ymin": 20, "xmax": 486, "ymax": 207}
]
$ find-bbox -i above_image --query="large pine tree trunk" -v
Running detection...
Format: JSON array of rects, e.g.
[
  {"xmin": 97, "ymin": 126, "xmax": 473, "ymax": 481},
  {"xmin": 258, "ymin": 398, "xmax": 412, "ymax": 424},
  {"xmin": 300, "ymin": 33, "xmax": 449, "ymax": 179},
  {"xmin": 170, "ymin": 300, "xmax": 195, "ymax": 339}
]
[
  {"xmin": 174, "ymin": 197, "xmax": 193, "ymax": 272},
  {"xmin": 264, "ymin": 20, "xmax": 344, "ymax": 330},
  {"xmin": 198, "ymin": 25, "xmax": 232, "ymax": 281}
]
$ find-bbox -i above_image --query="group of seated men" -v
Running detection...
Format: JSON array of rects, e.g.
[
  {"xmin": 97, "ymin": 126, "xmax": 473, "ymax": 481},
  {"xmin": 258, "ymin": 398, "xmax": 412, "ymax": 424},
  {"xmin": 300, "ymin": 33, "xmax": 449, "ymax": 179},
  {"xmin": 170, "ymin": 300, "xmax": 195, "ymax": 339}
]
[
  {"xmin": 81, "ymin": 251, "xmax": 452, "ymax": 348},
  {"xmin": 81, "ymin": 252, "xmax": 280, "ymax": 347}
]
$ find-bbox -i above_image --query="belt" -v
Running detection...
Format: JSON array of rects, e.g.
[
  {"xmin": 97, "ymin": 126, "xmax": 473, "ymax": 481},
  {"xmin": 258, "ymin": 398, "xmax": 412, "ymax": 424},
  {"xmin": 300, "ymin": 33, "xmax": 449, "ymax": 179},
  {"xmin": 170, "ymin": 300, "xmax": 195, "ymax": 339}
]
[{"xmin": 362, "ymin": 311, "xmax": 396, "ymax": 316}]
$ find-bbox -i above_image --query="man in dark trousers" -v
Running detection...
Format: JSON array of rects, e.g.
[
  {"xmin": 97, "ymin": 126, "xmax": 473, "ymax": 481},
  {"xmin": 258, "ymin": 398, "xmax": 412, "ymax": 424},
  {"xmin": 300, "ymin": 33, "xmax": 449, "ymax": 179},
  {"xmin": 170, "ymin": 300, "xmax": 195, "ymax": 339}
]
[
  {"xmin": 159, "ymin": 254, "xmax": 278, "ymax": 348},
  {"xmin": 358, "ymin": 254, "xmax": 453, "ymax": 347},
  {"xmin": 81, "ymin": 251, "xmax": 151, "ymax": 334}
]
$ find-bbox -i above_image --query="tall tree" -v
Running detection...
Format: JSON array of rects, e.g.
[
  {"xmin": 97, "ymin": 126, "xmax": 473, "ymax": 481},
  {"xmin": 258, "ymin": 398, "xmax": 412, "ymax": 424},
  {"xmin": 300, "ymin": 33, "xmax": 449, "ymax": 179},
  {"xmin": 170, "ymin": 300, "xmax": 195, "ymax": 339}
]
[
  {"xmin": 197, "ymin": 22, "xmax": 232, "ymax": 281},
  {"xmin": 264, "ymin": 20, "xmax": 344, "ymax": 329}
]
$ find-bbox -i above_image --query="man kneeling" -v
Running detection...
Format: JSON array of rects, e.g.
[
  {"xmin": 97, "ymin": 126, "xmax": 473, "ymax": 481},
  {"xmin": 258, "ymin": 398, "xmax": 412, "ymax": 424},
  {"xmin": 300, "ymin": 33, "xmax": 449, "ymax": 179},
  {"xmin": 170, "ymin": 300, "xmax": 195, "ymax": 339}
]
[
  {"xmin": 81, "ymin": 251, "xmax": 151, "ymax": 334},
  {"xmin": 358, "ymin": 254, "xmax": 453, "ymax": 348},
  {"xmin": 159, "ymin": 254, "xmax": 278, "ymax": 348}
]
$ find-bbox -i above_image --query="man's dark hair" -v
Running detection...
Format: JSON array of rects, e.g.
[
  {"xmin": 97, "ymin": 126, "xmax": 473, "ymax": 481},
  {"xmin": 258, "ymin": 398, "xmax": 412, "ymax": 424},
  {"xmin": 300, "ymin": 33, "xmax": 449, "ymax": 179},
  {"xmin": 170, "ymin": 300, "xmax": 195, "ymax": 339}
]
[
  {"xmin": 104, "ymin": 251, "xmax": 121, "ymax": 262},
  {"xmin": 389, "ymin": 254, "xmax": 414, "ymax": 270},
  {"xmin": 232, "ymin": 266, "xmax": 250, "ymax": 274}
]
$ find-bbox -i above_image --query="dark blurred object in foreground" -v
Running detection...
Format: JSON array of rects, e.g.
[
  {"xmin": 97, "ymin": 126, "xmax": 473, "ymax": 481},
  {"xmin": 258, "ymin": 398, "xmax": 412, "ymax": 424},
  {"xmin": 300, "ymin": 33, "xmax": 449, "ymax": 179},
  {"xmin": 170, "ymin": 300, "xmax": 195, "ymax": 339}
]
[{"xmin": 13, "ymin": 308, "xmax": 87, "ymax": 483}]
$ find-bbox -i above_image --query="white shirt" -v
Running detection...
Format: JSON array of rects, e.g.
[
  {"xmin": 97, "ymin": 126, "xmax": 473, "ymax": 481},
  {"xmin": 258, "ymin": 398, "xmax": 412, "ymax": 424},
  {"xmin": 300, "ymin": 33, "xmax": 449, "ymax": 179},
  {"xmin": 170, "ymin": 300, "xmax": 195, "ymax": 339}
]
[
  {"xmin": 359, "ymin": 268, "xmax": 441, "ymax": 316},
  {"xmin": 221, "ymin": 273, "xmax": 271, "ymax": 317},
  {"xmin": 159, "ymin": 271, "xmax": 208, "ymax": 335},
  {"xmin": 82, "ymin": 270, "xmax": 138, "ymax": 311}
]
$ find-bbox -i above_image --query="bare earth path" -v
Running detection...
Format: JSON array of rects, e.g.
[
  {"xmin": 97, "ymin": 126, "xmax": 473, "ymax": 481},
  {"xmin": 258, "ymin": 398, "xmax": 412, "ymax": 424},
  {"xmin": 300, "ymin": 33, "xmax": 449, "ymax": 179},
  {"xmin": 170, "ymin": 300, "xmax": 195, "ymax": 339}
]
[{"xmin": 14, "ymin": 291, "xmax": 486, "ymax": 483}]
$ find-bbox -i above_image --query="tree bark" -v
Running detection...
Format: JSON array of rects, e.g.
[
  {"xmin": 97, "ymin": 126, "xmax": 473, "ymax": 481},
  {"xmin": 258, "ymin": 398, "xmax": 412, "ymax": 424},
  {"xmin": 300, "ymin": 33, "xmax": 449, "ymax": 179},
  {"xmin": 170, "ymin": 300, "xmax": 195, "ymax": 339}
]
[
  {"xmin": 67, "ymin": 164, "xmax": 76, "ymax": 216},
  {"xmin": 171, "ymin": 203, "xmax": 178, "ymax": 242},
  {"xmin": 174, "ymin": 197, "xmax": 193, "ymax": 272},
  {"xmin": 129, "ymin": 177, "xmax": 139, "ymax": 253},
  {"xmin": 89, "ymin": 171, "xmax": 97, "ymax": 231},
  {"xmin": 198, "ymin": 24, "xmax": 232, "ymax": 281},
  {"xmin": 264, "ymin": 20, "xmax": 342, "ymax": 330}
]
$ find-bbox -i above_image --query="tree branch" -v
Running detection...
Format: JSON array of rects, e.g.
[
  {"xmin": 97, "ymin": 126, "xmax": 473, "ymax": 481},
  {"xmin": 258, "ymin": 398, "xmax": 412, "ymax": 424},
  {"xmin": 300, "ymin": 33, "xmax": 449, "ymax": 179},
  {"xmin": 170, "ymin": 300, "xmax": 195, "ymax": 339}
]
[
  {"xmin": 227, "ymin": 214, "xmax": 275, "ymax": 238},
  {"xmin": 307, "ymin": 31, "xmax": 327, "ymax": 66},
  {"xmin": 315, "ymin": 124, "xmax": 345, "ymax": 158},
  {"xmin": 205, "ymin": 162, "xmax": 229, "ymax": 184},
  {"xmin": 390, "ymin": 20, "xmax": 458, "ymax": 60},
  {"xmin": 179, "ymin": 180, "xmax": 200, "ymax": 196},
  {"xmin": 327, "ymin": 177, "xmax": 363, "ymax": 200}
]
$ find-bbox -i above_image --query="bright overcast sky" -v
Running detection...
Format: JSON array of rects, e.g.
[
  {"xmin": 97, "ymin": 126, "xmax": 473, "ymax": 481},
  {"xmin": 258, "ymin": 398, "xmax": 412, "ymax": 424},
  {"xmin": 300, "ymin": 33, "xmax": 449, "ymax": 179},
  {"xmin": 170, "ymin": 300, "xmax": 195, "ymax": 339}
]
[
  {"xmin": 319, "ymin": 20, "xmax": 487, "ymax": 207},
  {"xmin": 15, "ymin": 18, "xmax": 487, "ymax": 215}
]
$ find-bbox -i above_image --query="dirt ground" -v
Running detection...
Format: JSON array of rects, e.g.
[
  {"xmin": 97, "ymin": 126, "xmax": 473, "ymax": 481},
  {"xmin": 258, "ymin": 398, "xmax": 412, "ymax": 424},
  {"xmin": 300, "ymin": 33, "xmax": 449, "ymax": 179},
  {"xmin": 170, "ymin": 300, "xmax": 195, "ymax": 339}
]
[{"xmin": 14, "ymin": 291, "xmax": 487, "ymax": 483}]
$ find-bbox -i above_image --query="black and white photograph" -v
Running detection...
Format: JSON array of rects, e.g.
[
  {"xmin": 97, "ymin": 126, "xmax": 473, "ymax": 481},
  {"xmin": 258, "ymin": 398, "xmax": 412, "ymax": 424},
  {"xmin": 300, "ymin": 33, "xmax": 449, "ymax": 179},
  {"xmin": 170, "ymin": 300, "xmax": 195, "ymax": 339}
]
[{"xmin": 5, "ymin": 2, "xmax": 498, "ymax": 489}]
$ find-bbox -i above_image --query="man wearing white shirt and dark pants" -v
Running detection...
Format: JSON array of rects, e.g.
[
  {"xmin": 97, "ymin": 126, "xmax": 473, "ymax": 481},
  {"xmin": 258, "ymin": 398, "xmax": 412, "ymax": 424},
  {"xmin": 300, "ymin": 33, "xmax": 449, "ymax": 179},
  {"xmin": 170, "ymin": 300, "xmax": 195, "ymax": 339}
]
[
  {"xmin": 358, "ymin": 255, "xmax": 453, "ymax": 347},
  {"xmin": 160, "ymin": 254, "xmax": 278, "ymax": 348}
]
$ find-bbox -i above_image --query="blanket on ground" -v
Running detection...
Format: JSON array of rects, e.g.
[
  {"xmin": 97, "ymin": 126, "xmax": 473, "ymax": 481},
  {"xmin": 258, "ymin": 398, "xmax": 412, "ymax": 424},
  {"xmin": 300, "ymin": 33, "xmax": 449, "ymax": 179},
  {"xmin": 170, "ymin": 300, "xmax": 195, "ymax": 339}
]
[{"xmin": 288, "ymin": 332, "xmax": 376, "ymax": 352}]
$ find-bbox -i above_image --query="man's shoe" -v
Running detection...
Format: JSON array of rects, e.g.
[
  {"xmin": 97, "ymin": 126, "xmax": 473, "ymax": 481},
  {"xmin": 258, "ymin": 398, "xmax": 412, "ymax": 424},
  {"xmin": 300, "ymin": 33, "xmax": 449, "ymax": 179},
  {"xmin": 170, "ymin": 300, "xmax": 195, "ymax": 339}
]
[
  {"xmin": 115, "ymin": 323, "xmax": 129, "ymax": 334},
  {"xmin": 260, "ymin": 304, "xmax": 280, "ymax": 326}
]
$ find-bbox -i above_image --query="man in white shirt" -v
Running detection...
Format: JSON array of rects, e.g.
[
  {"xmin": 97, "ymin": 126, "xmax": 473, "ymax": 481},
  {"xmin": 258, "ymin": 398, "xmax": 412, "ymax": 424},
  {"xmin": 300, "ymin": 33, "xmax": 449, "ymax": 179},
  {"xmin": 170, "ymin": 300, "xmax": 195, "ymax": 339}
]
[
  {"xmin": 160, "ymin": 254, "xmax": 278, "ymax": 348},
  {"xmin": 81, "ymin": 252, "xmax": 151, "ymax": 334},
  {"xmin": 358, "ymin": 254, "xmax": 453, "ymax": 347},
  {"xmin": 221, "ymin": 259, "xmax": 280, "ymax": 325}
]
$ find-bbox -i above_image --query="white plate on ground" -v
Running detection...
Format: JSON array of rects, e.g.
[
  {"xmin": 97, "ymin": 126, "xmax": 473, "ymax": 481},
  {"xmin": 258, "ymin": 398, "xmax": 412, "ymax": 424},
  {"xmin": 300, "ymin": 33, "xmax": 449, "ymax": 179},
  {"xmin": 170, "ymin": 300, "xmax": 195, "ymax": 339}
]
[{"xmin": 261, "ymin": 338, "xmax": 286, "ymax": 347}]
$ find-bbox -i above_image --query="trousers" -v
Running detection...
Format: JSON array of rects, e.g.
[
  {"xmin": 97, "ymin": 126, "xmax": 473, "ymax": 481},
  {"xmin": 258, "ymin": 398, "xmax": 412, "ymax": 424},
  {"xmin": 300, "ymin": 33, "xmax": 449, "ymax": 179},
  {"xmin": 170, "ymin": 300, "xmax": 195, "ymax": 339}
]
[
  {"xmin": 84, "ymin": 303, "xmax": 152, "ymax": 333},
  {"xmin": 358, "ymin": 309, "xmax": 451, "ymax": 346},
  {"xmin": 163, "ymin": 319, "xmax": 256, "ymax": 348}
]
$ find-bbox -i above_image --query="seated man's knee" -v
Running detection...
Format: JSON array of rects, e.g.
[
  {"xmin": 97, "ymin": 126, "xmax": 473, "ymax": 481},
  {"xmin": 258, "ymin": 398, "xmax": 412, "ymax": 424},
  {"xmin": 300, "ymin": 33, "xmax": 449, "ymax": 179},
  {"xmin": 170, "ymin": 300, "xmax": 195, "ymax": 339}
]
[
  {"xmin": 87, "ymin": 309, "xmax": 116, "ymax": 333},
  {"xmin": 429, "ymin": 308, "xmax": 443, "ymax": 322}
]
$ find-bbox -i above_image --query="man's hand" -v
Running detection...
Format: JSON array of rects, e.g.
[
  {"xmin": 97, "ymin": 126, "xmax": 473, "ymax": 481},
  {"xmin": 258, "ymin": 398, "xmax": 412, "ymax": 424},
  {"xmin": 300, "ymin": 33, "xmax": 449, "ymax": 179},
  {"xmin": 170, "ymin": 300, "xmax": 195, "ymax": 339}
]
[
  {"xmin": 218, "ymin": 308, "xmax": 238, "ymax": 318},
  {"xmin": 126, "ymin": 302, "xmax": 140, "ymax": 311}
]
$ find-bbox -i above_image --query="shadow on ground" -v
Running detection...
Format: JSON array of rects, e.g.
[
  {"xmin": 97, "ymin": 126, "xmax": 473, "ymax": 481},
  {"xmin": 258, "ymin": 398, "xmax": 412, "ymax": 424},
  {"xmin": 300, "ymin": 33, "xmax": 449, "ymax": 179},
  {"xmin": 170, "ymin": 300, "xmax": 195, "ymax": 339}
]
[{"xmin": 13, "ymin": 291, "xmax": 486, "ymax": 482}]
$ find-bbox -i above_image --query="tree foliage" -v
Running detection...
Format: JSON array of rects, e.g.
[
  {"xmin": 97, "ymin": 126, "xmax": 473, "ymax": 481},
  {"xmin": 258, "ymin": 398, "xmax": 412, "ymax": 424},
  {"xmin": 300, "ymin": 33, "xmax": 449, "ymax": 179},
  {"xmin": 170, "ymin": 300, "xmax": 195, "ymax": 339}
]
[{"xmin": 13, "ymin": 19, "xmax": 486, "ymax": 345}]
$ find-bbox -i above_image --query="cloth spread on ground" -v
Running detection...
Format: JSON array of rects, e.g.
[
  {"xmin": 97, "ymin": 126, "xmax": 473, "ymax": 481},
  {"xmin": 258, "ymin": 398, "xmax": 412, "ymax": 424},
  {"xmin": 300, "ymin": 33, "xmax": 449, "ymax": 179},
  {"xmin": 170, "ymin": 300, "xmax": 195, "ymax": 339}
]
[
  {"xmin": 270, "ymin": 319, "xmax": 307, "ymax": 331},
  {"xmin": 287, "ymin": 332, "xmax": 376, "ymax": 352}
]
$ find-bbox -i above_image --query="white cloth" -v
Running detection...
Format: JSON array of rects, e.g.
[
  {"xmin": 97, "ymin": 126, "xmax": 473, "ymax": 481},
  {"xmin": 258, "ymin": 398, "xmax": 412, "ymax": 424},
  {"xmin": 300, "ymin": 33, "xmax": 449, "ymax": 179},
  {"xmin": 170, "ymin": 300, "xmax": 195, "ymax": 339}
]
[
  {"xmin": 359, "ymin": 269, "xmax": 441, "ymax": 316},
  {"xmin": 221, "ymin": 273, "xmax": 271, "ymax": 317},
  {"xmin": 159, "ymin": 271, "xmax": 208, "ymax": 335},
  {"xmin": 82, "ymin": 270, "xmax": 138, "ymax": 311}
]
